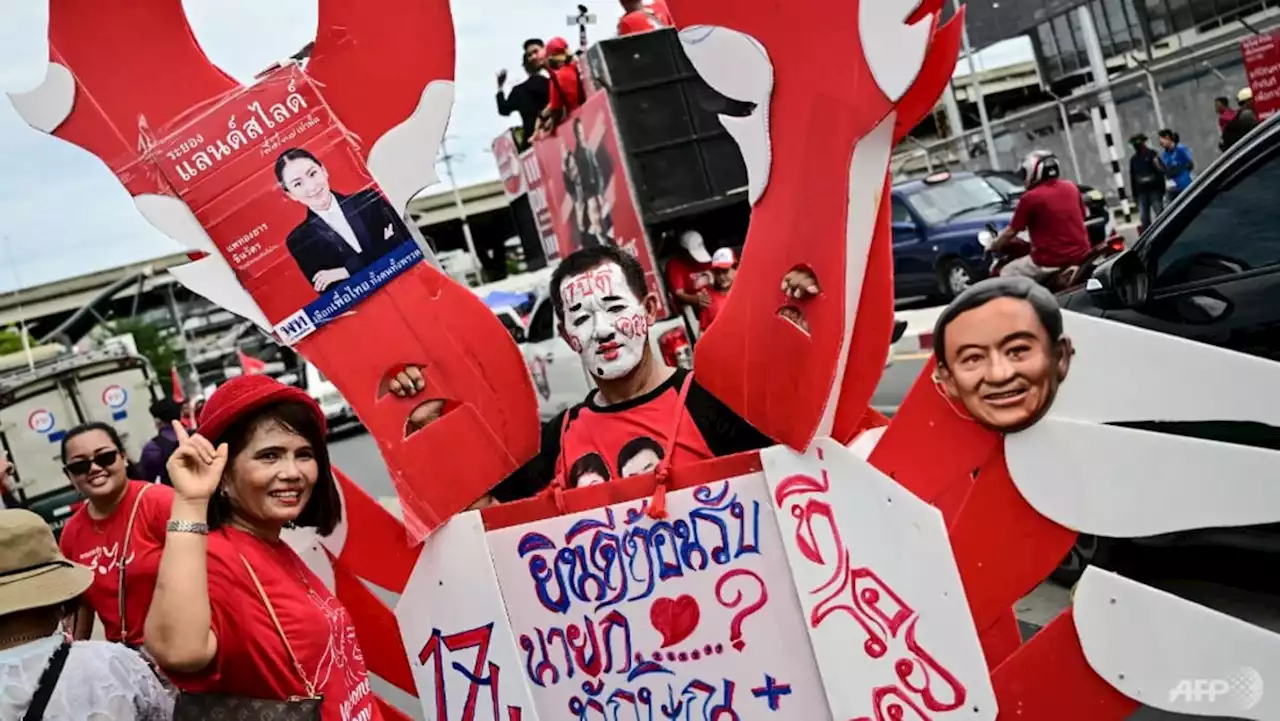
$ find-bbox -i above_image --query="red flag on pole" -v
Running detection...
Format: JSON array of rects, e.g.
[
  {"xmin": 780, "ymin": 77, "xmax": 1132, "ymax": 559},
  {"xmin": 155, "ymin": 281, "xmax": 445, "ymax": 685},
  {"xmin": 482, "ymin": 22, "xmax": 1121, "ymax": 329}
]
[
  {"xmin": 238, "ymin": 349, "xmax": 268, "ymax": 376},
  {"xmin": 170, "ymin": 365, "xmax": 185, "ymax": 403}
]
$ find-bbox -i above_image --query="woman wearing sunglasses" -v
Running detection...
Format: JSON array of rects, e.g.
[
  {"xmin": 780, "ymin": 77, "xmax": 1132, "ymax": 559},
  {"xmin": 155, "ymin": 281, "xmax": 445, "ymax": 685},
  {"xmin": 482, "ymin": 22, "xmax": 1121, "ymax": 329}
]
[
  {"xmin": 144, "ymin": 372, "xmax": 421, "ymax": 720},
  {"xmin": 56, "ymin": 422, "xmax": 175, "ymax": 646}
]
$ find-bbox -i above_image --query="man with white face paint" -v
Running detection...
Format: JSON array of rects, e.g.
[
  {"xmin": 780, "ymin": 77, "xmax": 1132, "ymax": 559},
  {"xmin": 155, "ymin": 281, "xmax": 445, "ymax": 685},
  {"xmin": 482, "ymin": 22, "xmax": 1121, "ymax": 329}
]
[{"xmin": 491, "ymin": 246, "xmax": 820, "ymax": 502}]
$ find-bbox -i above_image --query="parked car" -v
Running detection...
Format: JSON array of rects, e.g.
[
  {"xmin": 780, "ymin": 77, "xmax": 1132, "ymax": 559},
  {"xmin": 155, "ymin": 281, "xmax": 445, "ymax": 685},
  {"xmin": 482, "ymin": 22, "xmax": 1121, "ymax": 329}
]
[
  {"xmin": 978, "ymin": 169, "xmax": 1110, "ymax": 243},
  {"xmin": 300, "ymin": 361, "xmax": 358, "ymax": 434},
  {"xmin": 1051, "ymin": 112, "xmax": 1280, "ymax": 584},
  {"xmin": 891, "ymin": 171, "xmax": 1011, "ymax": 301}
]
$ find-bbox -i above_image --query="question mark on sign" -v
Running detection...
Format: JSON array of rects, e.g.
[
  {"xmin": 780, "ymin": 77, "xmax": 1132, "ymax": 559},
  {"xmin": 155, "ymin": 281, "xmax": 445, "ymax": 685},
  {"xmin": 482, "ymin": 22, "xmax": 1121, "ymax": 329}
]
[{"xmin": 715, "ymin": 569, "xmax": 769, "ymax": 652}]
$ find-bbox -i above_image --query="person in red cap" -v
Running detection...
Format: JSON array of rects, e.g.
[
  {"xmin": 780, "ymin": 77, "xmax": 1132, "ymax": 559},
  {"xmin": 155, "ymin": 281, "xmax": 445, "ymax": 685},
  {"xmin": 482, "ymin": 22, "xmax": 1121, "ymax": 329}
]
[
  {"xmin": 618, "ymin": 0, "xmax": 674, "ymax": 36},
  {"xmin": 144, "ymin": 368, "xmax": 425, "ymax": 719},
  {"xmin": 700, "ymin": 247, "xmax": 738, "ymax": 329},
  {"xmin": 534, "ymin": 37, "xmax": 583, "ymax": 140}
]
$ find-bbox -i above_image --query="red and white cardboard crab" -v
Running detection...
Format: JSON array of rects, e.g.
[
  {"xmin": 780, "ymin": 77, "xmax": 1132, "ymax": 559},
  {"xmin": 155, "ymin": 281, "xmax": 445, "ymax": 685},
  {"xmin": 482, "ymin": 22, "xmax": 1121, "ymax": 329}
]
[{"xmin": 12, "ymin": 1, "xmax": 1280, "ymax": 720}]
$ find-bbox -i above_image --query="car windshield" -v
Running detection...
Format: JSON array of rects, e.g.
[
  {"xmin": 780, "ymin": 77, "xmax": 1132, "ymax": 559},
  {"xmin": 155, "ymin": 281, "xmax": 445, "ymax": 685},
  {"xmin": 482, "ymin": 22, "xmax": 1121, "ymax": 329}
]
[
  {"xmin": 982, "ymin": 173, "xmax": 1022, "ymax": 198},
  {"xmin": 906, "ymin": 177, "xmax": 1006, "ymax": 224}
]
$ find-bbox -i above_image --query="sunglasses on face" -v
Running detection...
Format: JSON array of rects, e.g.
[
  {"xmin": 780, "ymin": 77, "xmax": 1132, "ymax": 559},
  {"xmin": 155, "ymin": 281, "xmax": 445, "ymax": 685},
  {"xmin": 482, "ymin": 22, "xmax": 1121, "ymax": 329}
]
[{"xmin": 64, "ymin": 451, "xmax": 119, "ymax": 477}]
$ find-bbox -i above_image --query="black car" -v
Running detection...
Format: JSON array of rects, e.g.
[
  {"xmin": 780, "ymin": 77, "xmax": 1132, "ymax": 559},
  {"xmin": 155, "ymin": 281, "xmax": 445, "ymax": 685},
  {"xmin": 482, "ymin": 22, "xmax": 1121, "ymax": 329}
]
[
  {"xmin": 1050, "ymin": 112, "xmax": 1280, "ymax": 584},
  {"xmin": 978, "ymin": 170, "xmax": 1111, "ymax": 243}
]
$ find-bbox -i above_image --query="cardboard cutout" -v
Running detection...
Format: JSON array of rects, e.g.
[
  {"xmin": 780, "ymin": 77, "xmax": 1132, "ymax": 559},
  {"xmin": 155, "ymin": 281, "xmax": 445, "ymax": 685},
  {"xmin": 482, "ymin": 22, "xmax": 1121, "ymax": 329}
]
[
  {"xmin": 674, "ymin": 0, "xmax": 963, "ymax": 451},
  {"xmin": 10, "ymin": 0, "xmax": 539, "ymax": 543}
]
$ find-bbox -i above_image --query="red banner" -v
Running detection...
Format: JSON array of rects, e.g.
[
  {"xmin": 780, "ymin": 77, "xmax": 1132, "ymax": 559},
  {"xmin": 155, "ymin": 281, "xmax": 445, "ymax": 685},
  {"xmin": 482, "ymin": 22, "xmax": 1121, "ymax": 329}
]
[
  {"xmin": 492, "ymin": 131, "xmax": 527, "ymax": 200},
  {"xmin": 1243, "ymin": 29, "xmax": 1280, "ymax": 121},
  {"xmin": 530, "ymin": 92, "xmax": 666, "ymax": 313}
]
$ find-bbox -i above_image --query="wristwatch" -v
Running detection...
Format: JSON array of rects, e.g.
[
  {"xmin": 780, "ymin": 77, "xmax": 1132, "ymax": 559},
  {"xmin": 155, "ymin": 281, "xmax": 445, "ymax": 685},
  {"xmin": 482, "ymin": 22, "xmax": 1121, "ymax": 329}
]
[{"xmin": 167, "ymin": 520, "xmax": 209, "ymax": 535}]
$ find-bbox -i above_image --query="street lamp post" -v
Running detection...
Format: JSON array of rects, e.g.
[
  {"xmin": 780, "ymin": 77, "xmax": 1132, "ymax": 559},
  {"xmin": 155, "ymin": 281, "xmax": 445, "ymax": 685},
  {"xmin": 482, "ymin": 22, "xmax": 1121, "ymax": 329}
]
[
  {"xmin": 954, "ymin": 0, "xmax": 1000, "ymax": 170},
  {"xmin": 438, "ymin": 136, "xmax": 483, "ymax": 282}
]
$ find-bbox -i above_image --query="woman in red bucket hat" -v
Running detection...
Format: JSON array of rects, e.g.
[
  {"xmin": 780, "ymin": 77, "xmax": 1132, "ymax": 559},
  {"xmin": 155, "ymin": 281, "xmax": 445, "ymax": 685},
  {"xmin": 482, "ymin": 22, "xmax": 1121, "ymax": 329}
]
[{"xmin": 142, "ymin": 370, "xmax": 422, "ymax": 720}]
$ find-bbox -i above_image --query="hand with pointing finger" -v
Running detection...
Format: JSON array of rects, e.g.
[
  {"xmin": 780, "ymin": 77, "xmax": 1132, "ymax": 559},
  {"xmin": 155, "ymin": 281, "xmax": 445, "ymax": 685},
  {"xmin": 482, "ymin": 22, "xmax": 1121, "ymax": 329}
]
[{"xmin": 165, "ymin": 421, "xmax": 229, "ymax": 502}]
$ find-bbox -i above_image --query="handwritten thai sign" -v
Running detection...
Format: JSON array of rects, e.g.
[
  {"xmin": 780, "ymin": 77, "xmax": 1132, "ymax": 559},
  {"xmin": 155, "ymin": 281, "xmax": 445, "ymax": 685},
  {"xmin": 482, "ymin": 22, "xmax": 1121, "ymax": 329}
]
[
  {"xmin": 398, "ymin": 442, "xmax": 1001, "ymax": 720},
  {"xmin": 760, "ymin": 439, "xmax": 998, "ymax": 720},
  {"xmin": 140, "ymin": 66, "xmax": 423, "ymax": 344}
]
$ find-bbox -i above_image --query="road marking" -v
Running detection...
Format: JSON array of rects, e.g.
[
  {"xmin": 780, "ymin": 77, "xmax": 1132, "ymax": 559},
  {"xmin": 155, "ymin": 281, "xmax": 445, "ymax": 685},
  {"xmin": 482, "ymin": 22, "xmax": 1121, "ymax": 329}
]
[{"xmin": 893, "ymin": 351, "xmax": 933, "ymax": 362}]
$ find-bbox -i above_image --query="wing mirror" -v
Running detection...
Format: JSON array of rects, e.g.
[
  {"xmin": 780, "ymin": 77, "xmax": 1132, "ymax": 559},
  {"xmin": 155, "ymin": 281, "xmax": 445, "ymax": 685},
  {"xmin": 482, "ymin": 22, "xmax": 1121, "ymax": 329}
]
[
  {"xmin": 1087, "ymin": 251, "xmax": 1149, "ymax": 309},
  {"xmin": 978, "ymin": 222, "xmax": 999, "ymax": 250}
]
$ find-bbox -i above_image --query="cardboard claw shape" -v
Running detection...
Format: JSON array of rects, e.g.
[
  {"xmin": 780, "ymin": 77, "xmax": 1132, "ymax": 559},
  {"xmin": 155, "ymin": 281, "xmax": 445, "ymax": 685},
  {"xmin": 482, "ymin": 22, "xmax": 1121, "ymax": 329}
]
[
  {"xmin": 672, "ymin": 0, "xmax": 964, "ymax": 451},
  {"xmin": 11, "ymin": 0, "xmax": 539, "ymax": 541},
  {"xmin": 1075, "ymin": 567, "xmax": 1277, "ymax": 719}
]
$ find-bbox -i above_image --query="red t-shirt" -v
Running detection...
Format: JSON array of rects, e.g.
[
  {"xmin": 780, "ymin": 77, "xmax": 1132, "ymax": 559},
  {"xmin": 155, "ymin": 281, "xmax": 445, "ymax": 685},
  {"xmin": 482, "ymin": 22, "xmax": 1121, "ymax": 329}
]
[
  {"xmin": 59, "ymin": 480, "xmax": 174, "ymax": 645},
  {"xmin": 699, "ymin": 287, "xmax": 731, "ymax": 329},
  {"xmin": 664, "ymin": 256, "xmax": 712, "ymax": 300},
  {"xmin": 547, "ymin": 63, "xmax": 583, "ymax": 113},
  {"xmin": 172, "ymin": 528, "xmax": 379, "ymax": 721},
  {"xmin": 1008, "ymin": 179, "xmax": 1092, "ymax": 268},
  {"xmin": 618, "ymin": 2, "xmax": 674, "ymax": 35},
  {"xmin": 559, "ymin": 376, "xmax": 715, "ymax": 486}
]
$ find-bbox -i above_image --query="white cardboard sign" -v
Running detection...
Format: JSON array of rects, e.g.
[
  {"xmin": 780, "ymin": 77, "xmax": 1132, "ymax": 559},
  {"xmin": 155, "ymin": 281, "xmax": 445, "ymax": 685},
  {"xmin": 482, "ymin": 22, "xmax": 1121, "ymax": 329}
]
[
  {"xmin": 487, "ymin": 474, "xmax": 830, "ymax": 720},
  {"xmin": 760, "ymin": 439, "xmax": 998, "ymax": 720},
  {"xmin": 396, "ymin": 512, "xmax": 540, "ymax": 721}
]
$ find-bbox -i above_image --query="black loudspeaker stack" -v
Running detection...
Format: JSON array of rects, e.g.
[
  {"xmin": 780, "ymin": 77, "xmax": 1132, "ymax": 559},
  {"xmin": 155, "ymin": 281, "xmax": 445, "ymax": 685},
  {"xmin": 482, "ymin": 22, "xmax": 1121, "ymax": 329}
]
[{"xmin": 587, "ymin": 29, "xmax": 749, "ymax": 223}]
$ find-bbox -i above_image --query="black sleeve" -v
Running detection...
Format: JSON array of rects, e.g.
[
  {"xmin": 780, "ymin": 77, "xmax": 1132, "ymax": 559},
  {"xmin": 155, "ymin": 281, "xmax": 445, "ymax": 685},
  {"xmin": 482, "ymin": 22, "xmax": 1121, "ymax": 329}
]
[
  {"xmin": 496, "ymin": 88, "xmax": 516, "ymax": 117},
  {"xmin": 685, "ymin": 380, "xmax": 775, "ymax": 457},
  {"xmin": 491, "ymin": 410, "xmax": 565, "ymax": 503}
]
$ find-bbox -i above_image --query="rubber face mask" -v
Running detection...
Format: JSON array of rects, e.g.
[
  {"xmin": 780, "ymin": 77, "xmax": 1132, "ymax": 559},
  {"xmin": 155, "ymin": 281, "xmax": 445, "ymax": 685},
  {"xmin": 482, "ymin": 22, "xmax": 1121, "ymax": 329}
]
[{"xmin": 560, "ymin": 262, "xmax": 650, "ymax": 380}]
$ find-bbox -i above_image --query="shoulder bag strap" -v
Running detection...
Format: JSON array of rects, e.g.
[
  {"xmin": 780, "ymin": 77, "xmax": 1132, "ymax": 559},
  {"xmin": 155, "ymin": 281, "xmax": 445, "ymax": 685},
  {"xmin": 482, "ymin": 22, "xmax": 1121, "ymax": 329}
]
[
  {"xmin": 239, "ymin": 554, "xmax": 319, "ymax": 699},
  {"xmin": 22, "ymin": 638, "xmax": 72, "ymax": 721},
  {"xmin": 117, "ymin": 483, "xmax": 152, "ymax": 642}
]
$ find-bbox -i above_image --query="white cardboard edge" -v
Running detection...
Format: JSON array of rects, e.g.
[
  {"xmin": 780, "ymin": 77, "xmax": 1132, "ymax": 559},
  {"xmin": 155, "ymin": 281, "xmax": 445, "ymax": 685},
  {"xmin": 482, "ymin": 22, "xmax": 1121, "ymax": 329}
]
[
  {"xmin": 1074, "ymin": 567, "xmax": 1278, "ymax": 719},
  {"xmin": 7, "ymin": 62, "xmax": 75, "ymax": 133},
  {"xmin": 1007, "ymin": 417, "xmax": 1280, "ymax": 538},
  {"xmin": 367, "ymin": 80, "xmax": 454, "ymax": 216}
]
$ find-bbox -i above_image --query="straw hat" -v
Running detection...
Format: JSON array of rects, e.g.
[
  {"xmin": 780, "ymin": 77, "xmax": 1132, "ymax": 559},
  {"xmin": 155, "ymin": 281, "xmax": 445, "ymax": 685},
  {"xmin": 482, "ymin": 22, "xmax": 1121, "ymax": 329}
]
[{"xmin": 0, "ymin": 510, "xmax": 92, "ymax": 617}]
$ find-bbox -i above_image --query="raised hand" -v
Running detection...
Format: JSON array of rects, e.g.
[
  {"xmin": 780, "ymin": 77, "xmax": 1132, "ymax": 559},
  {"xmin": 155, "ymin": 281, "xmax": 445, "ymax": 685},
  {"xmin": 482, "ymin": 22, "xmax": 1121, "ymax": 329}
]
[{"xmin": 165, "ymin": 422, "xmax": 228, "ymax": 502}]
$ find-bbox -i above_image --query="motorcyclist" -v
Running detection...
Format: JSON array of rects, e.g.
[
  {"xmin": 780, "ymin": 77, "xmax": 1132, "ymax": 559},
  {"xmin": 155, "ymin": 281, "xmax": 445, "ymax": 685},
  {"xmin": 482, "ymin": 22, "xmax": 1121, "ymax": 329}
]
[{"xmin": 989, "ymin": 150, "xmax": 1093, "ymax": 284}]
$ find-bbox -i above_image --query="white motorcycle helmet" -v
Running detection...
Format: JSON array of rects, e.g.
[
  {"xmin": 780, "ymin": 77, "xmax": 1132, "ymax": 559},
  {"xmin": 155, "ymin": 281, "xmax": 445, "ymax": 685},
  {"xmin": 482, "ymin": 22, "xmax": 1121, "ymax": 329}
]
[{"xmin": 1019, "ymin": 150, "xmax": 1062, "ymax": 189}]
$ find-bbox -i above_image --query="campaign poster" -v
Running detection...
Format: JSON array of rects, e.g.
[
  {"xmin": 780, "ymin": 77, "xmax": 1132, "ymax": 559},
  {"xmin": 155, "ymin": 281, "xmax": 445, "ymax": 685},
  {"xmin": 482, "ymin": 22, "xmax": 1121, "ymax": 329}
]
[
  {"xmin": 1243, "ymin": 29, "xmax": 1280, "ymax": 121},
  {"xmin": 145, "ymin": 67, "xmax": 423, "ymax": 344},
  {"xmin": 532, "ymin": 92, "xmax": 667, "ymax": 313}
]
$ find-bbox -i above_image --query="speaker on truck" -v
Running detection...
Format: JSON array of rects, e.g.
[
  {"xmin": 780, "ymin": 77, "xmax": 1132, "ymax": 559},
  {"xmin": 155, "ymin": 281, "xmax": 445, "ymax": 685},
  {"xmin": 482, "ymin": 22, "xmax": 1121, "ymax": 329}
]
[{"xmin": 588, "ymin": 29, "xmax": 748, "ymax": 222}]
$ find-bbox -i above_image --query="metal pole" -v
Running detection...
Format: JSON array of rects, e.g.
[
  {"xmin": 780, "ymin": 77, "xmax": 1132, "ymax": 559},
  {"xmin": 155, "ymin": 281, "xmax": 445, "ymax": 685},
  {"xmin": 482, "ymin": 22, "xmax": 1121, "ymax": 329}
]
[
  {"xmin": 1079, "ymin": 5, "xmax": 1132, "ymax": 223},
  {"xmin": 942, "ymin": 83, "xmax": 971, "ymax": 163},
  {"xmin": 953, "ymin": 0, "xmax": 999, "ymax": 170},
  {"xmin": 165, "ymin": 283, "xmax": 201, "ymax": 391},
  {"xmin": 439, "ymin": 137, "xmax": 483, "ymax": 280},
  {"xmin": 17, "ymin": 321, "xmax": 35, "ymax": 372},
  {"xmin": 1057, "ymin": 101, "xmax": 1084, "ymax": 182},
  {"xmin": 1145, "ymin": 69, "xmax": 1166, "ymax": 130}
]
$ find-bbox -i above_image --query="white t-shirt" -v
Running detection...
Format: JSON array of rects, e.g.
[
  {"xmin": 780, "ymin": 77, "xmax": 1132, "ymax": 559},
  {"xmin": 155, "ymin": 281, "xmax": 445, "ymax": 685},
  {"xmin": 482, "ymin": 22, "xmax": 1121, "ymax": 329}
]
[
  {"xmin": 315, "ymin": 195, "xmax": 363, "ymax": 255},
  {"xmin": 0, "ymin": 635, "xmax": 173, "ymax": 720}
]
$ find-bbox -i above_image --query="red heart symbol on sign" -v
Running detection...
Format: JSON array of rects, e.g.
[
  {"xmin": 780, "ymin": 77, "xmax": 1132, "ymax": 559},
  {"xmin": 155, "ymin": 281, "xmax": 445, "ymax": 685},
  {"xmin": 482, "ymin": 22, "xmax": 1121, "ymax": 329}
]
[{"xmin": 650, "ymin": 595, "xmax": 701, "ymax": 648}]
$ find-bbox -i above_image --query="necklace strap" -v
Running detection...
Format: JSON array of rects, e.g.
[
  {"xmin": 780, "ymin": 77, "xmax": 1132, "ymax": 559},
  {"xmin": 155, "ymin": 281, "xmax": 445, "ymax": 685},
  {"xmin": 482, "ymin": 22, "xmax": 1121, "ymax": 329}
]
[{"xmin": 239, "ymin": 554, "xmax": 319, "ymax": 699}]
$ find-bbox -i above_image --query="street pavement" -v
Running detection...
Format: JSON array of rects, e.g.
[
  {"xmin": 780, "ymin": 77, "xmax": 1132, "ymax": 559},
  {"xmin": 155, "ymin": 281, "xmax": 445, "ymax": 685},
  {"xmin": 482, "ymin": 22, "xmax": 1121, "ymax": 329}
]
[{"xmin": 331, "ymin": 322, "xmax": 1273, "ymax": 721}]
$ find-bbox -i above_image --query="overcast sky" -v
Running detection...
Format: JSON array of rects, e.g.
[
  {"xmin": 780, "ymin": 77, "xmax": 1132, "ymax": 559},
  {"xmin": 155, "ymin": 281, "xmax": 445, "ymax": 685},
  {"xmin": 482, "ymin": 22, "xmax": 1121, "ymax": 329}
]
[{"xmin": 0, "ymin": 1, "xmax": 1032, "ymax": 294}]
